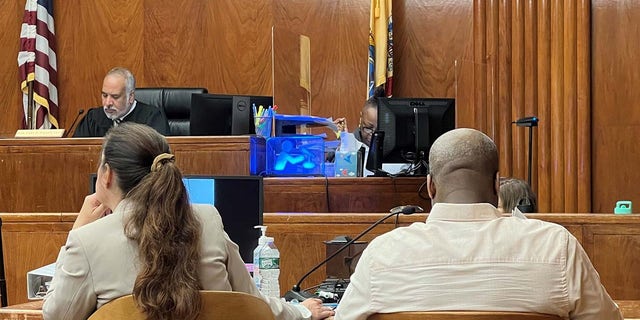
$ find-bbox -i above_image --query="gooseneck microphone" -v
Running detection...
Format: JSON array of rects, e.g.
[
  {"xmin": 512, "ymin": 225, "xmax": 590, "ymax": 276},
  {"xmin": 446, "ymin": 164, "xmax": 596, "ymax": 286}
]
[
  {"xmin": 64, "ymin": 108, "xmax": 85, "ymax": 138},
  {"xmin": 284, "ymin": 205, "xmax": 424, "ymax": 302},
  {"xmin": 512, "ymin": 116, "xmax": 538, "ymax": 127},
  {"xmin": 512, "ymin": 115, "xmax": 539, "ymax": 185}
]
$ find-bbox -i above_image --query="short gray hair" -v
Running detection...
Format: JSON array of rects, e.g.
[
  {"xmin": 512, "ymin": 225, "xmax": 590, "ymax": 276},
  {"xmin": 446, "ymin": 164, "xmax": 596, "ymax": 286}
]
[
  {"xmin": 107, "ymin": 67, "xmax": 136, "ymax": 96},
  {"xmin": 429, "ymin": 128, "xmax": 498, "ymax": 181}
]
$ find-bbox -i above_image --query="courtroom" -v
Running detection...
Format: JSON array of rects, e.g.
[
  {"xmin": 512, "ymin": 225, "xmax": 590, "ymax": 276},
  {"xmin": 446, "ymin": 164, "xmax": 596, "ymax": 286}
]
[{"xmin": 0, "ymin": 1, "xmax": 638, "ymax": 319}]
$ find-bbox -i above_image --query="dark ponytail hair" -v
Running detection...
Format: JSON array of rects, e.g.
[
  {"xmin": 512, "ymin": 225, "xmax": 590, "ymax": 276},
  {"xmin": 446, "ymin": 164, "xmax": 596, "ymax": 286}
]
[{"xmin": 102, "ymin": 123, "xmax": 202, "ymax": 320}]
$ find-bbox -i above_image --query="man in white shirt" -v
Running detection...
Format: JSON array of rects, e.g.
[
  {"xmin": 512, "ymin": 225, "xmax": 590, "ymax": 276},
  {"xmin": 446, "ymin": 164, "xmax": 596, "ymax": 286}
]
[{"xmin": 334, "ymin": 128, "xmax": 622, "ymax": 320}]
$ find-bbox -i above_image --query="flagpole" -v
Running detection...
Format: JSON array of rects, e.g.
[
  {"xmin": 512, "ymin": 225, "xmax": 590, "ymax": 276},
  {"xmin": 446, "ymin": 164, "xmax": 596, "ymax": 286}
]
[{"xmin": 27, "ymin": 81, "xmax": 35, "ymax": 129}]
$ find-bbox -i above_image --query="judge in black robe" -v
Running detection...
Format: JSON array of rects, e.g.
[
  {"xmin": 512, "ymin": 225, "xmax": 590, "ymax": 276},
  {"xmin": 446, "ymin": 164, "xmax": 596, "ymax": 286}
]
[
  {"xmin": 73, "ymin": 101, "xmax": 169, "ymax": 137},
  {"xmin": 73, "ymin": 67, "xmax": 170, "ymax": 137}
]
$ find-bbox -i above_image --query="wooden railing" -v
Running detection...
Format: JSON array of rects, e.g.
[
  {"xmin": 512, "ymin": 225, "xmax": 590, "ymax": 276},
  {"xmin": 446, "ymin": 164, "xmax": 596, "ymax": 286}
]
[{"xmin": 2, "ymin": 212, "xmax": 640, "ymax": 306}]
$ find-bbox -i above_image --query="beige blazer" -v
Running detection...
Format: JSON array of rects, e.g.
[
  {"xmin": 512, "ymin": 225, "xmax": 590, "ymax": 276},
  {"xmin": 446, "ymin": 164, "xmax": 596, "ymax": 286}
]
[{"xmin": 42, "ymin": 202, "xmax": 307, "ymax": 320}]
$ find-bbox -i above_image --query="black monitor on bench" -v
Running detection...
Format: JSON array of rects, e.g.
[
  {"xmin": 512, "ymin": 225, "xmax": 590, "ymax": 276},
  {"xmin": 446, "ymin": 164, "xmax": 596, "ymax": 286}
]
[{"xmin": 366, "ymin": 97, "xmax": 455, "ymax": 176}]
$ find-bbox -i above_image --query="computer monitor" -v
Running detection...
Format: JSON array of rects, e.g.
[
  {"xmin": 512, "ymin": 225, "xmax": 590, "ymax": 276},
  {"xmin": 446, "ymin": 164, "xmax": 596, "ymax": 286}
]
[
  {"xmin": 366, "ymin": 97, "xmax": 455, "ymax": 176},
  {"xmin": 190, "ymin": 93, "xmax": 273, "ymax": 135},
  {"xmin": 182, "ymin": 175, "xmax": 263, "ymax": 263},
  {"xmin": 89, "ymin": 174, "xmax": 263, "ymax": 263}
]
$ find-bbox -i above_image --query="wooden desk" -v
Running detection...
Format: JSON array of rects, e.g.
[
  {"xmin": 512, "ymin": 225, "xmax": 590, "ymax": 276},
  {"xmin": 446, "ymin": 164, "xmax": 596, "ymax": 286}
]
[
  {"xmin": 0, "ymin": 214, "xmax": 75, "ymax": 305},
  {"xmin": 0, "ymin": 300, "xmax": 42, "ymax": 320},
  {"xmin": 0, "ymin": 137, "xmax": 254, "ymax": 213},
  {"xmin": 1, "ymin": 300, "xmax": 638, "ymax": 319},
  {"xmin": 264, "ymin": 213, "xmax": 640, "ymax": 301},
  {"xmin": 0, "ymin": 137, "xmax": 429, "ymax": 213},
  {"xmin": 2, "ymin": 212, "xmax": 640, "ymax": 306},
  {"xmin": 263, "ymin": 177, "xmax": 430, "ymax": 213},
  {"xmin": 621, "ymin": 300, "xmax": 640, "ymax": 319}
]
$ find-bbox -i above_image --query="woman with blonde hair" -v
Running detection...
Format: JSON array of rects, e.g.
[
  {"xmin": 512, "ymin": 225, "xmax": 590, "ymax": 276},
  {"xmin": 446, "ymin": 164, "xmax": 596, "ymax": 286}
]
[
  {"xmin": 43, "ymin": 123, "xmax": 333, "ymax": 320},
  {"xmin": 498, "ymin": 177, "xmax": 537, "ymax": 213}
]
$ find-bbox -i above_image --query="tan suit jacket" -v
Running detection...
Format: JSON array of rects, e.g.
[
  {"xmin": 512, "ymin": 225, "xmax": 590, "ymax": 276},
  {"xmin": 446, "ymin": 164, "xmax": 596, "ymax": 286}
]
[{"xmin": 42, "ymin": 202, "xmax": 307, "ymax": 320}]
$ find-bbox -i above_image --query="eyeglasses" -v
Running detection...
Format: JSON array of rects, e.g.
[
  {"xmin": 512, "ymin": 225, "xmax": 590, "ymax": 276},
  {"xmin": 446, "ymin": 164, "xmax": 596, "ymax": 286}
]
[
  {"xmin": 361, "ymin": 126, "xmax": 375, "ymax": 134},
  {"xmin": 360, "ymin": 119, "xmax": 376, "ymax": 134}
]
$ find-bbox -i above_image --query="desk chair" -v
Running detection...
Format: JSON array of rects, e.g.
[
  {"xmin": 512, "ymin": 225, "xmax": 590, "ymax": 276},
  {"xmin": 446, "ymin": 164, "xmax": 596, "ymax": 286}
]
[
  {"xmin": 367, "ymin": 311, "xmax": 562, "ymax": 320},
  {"xmin": 88, "ymin": 290, "xmax": 275, "ymax": 320},
  {"xmin": 135, "ymin": 87, "xmax": 208, "ymax": 136}
]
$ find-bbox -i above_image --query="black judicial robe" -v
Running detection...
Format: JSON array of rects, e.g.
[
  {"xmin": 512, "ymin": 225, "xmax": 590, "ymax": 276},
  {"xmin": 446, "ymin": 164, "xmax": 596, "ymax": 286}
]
[{"xmin": 73, "ymin": 101, "xmax": 170, "ymax": 137}]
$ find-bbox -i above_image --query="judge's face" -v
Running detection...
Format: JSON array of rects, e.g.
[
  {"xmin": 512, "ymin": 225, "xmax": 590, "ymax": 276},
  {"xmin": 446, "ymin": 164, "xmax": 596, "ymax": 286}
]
[{"xmin": 102, "ymin": 74, "xmax": 134, "ymax": 120}]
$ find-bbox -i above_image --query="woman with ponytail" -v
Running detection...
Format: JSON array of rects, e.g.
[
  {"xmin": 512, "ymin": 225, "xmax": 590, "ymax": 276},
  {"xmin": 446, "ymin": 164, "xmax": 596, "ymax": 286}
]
[{"xmin": 43, "ymin": 123, "xmax": 333, "ymax": 320}]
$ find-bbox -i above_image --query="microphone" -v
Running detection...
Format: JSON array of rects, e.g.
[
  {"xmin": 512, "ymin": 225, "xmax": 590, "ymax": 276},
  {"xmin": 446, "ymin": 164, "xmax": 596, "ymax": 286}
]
[
  {"xmin": 512, "ymin": 116, "xmax": 538, "ymax": 127},
  {"xmin": 512, "ymin": 116, "xmax": 539, "ymax": 185},
  {"xmin": 283, "ymin": 205, "xmax": 424, "ymax": 302},
  {"xmin": 64, "ymin": 108, "xmax": 85, "ymax": 138}
]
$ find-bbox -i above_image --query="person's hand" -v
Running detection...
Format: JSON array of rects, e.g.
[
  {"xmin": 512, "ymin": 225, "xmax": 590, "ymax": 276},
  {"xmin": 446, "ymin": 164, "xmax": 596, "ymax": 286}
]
[
  {"xmin": 333, "ymin": 118, "xmax": 348, "ymax": 133},
  {"xmin": 301, "ymin": 298, "xmax": 335, "ymax": 320},
  {"xmin": 73, "ymin": 193, "xmax": 111, "ymax": 230}
]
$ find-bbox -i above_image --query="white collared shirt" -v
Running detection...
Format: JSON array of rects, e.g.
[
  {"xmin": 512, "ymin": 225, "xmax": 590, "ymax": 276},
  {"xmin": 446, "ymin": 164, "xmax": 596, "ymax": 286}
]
[
  {"xmin": 335, "ymin": 203, "xmax": 622, "ymax": 320},
  {"xmin": 117, "ymin": 100, "xmax": 137, "ymax": 122}
]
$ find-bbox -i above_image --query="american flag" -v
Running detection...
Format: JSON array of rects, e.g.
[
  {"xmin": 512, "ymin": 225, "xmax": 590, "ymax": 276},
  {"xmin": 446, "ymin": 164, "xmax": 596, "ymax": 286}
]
[{"xmin": 17, "ymin": 0, "xmax": 59, "ymax": 129}]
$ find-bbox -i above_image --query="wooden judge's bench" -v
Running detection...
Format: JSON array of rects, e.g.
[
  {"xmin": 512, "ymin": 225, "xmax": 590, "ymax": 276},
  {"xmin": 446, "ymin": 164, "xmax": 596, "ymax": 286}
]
[
  {"xmin": 0, "ymin": 137, "xmax": 430, "ymax": 213},
  {"xmin": 0, "ymin": 137, "xmax": 256, "ymax": 213}
]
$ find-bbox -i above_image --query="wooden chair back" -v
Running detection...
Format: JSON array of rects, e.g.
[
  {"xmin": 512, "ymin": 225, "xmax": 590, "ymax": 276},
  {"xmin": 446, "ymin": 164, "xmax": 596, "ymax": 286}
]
[{"xmin": 88, "ymin": 290, "xmax": 275, "ymax": 320}]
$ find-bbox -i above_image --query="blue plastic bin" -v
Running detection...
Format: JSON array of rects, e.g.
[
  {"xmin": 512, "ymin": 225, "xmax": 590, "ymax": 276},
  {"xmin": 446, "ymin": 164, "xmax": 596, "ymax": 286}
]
[{"xmin": 266, "ymin": 136, "xmax": 325, "ymax": 176}]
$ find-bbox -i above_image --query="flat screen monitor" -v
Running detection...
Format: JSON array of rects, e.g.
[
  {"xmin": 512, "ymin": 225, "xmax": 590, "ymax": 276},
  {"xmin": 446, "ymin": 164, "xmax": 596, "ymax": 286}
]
[
  {"xmin": 182, "ymin": 175, "xmax": 263, "ymax": 263},
  {"xmin": 366, "ymin": 97, "xmax": 455, "ymax": 176},
  {"xmin": 190, "ymin": 93, "xmax": 273, "ymax": 135},
  {"xmin": 89, "ymin": 174, "xmax": 263, "ymax": 263}
]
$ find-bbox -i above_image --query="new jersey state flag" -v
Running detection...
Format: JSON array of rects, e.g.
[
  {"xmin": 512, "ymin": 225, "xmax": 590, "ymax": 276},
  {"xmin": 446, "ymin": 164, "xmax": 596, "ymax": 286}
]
[{"xmin": 368, "ymin": 0, "xmax": 393, "ymax": 98}]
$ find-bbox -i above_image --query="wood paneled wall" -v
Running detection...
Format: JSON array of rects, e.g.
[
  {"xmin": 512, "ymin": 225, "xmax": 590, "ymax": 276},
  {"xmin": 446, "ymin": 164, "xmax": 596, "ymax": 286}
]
[
  {"xmin": 393, "ymin": 0, "xmax": 474, "ymax": 98},
  {"xmin": 272, "ymin": 0, "xmax": 368, "ymax": 121},
  {"xmin": 455, "ymin": 0, "xmax": 591, "ymax": 213},
  {"xmin": 0, "ymin": 0, "xmax": 23, "ymax": 132},
  {"xmin": 0, "ymin": 0, "xmax": 361, "ymax": 136},
  {"xmin": 591, "ymin": 1, "xmax": 640, "ymax": 213},
  {"xmin": 0, "ymin": 0, "xmax": 275, "ymax": 136},
  {"xmin": 1, "ymin": 1, "xmax": 638, "ymax": 212},
  {"xmin": 0, "ymin": 0, "xmax": 472, "ymax": 137}
]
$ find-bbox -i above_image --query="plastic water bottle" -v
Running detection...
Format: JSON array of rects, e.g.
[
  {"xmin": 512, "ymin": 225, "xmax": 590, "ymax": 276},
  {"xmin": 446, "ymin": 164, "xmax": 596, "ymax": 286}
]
[
  {"xmin": 253, "ymin": 226, "xmax": 268, "ymax": 291},
  {"xmin": 253, "ymin": 226, "xmax": 280, "ymax": 298},
  {"xmin": 257, "ymin": 237, "xmax": 281, "ymax": 298}
]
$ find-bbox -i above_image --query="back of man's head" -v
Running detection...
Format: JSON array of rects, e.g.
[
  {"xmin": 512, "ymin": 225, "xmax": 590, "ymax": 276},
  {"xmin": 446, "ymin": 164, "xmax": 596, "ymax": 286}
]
[{"xmin": 428, "ymin": 128, "xmax": 499, "ymax": 206}]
